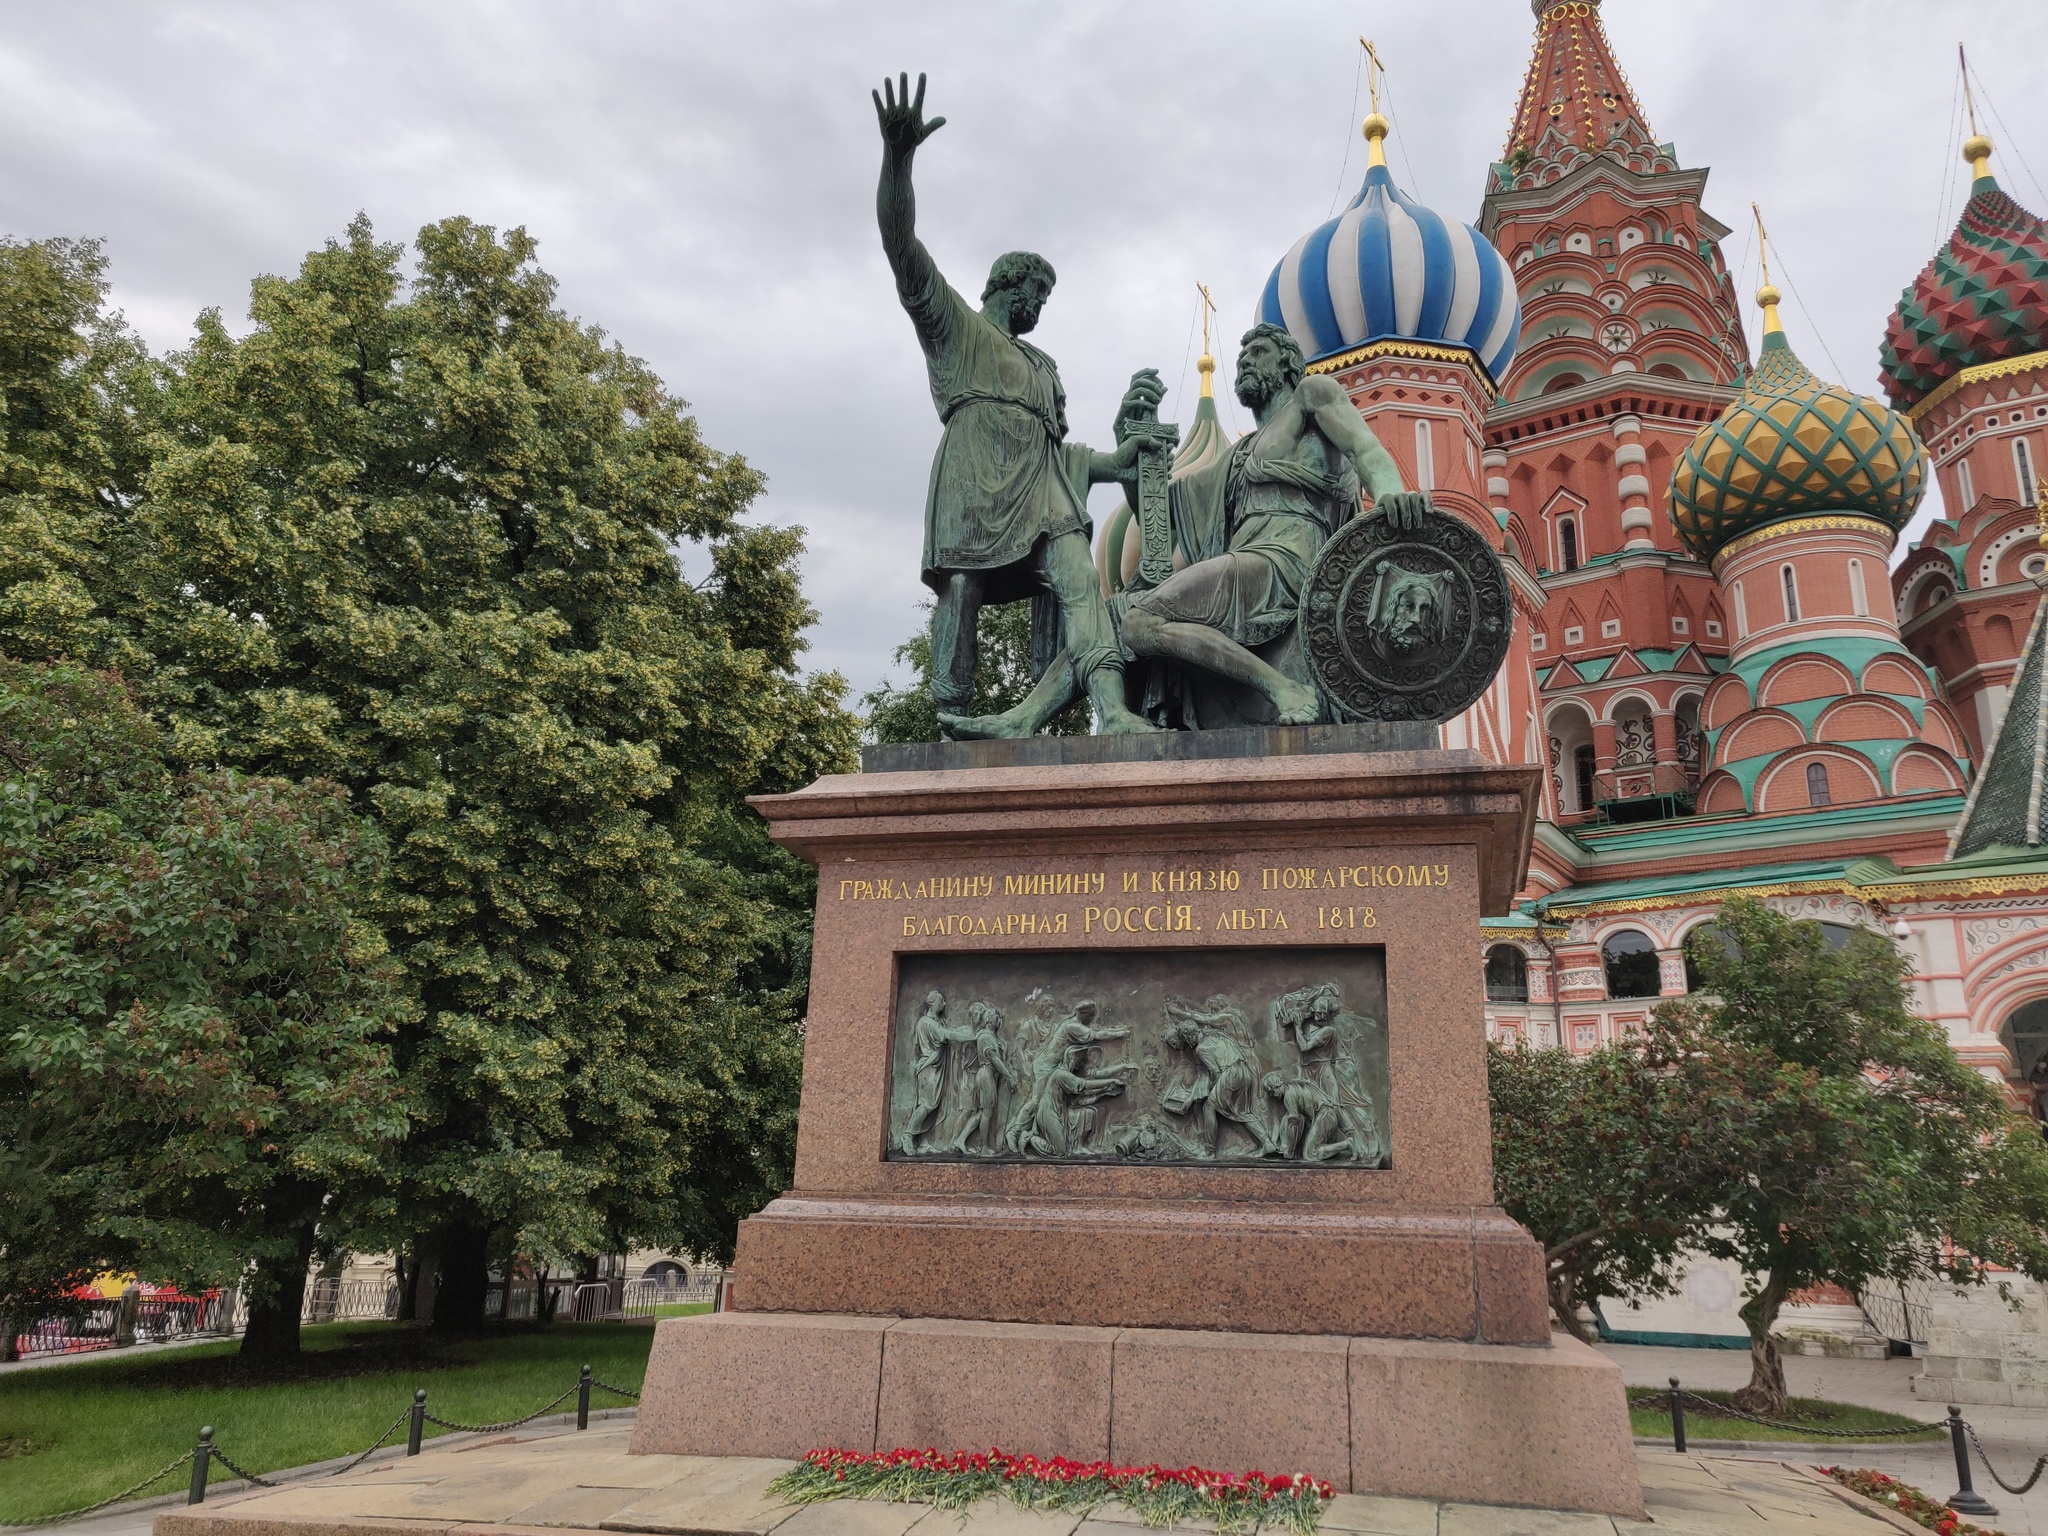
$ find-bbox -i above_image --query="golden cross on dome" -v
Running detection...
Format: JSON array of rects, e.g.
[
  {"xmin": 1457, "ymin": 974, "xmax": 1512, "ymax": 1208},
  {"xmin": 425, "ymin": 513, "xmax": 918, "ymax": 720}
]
[
  {"xmin": 1751, "ymin": 203, "xmax": 1784, "ymax": 337},
  {"xmin": 1361, "ymin": 37, "xmax": 1385, "ymax": 116},
  {"xmin": 1359, "ymin": 38, "xmax": 1390, "ymax": 168},
  {"xmin": 1195, "ymin": 282, "xmax": 1219, "ymax": 398},
  {"xmin": 2034, "ymin": 476, "xmax": 2048, "ymax": 551}
]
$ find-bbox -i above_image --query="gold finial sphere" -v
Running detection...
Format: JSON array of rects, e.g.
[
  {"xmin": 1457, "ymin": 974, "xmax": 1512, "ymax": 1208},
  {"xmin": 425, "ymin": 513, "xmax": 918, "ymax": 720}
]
[
  {"xmin": 1964, "ymin": 133, "xmax": 1994, "ymax": 167},
  {"xmin": 1197, "ymin": 352, "xmax": 1215, "ymax": 373},
  {"xmin": 1755, "ymin": 282, "xmax": 1782, "ymax": 310},
  {"xmin": 1362, "ymin": 112, "xmax": 1390, "ymax": 142}
]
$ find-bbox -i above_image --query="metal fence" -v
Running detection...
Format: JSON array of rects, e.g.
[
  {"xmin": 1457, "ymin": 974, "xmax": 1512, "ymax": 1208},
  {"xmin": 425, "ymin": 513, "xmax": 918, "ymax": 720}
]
[
  {"xmin": 10, "ymin": 1264, "xmax": 699, "ymax": 1359},
  {"xmin": 1855, "ymin": 1278, "xmax": 1934, "ymax": 1352},
  {"xmin": 621, "ymin": 1268, "xmax": 726, "ymax": 1318},
  {"xmin": 11, "ymin": 1291, "xmax": 237, "ymax": 1360}
]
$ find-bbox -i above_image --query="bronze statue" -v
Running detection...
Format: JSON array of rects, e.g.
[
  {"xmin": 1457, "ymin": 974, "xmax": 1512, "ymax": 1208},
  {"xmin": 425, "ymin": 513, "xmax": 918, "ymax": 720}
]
[
  {"xmin": 872, "ymin": 73, "xmax": 1162, "ymax": 736},
  {"xmin": 940, "ymin": 323, "xmax": 1432, "ymax": 736}
]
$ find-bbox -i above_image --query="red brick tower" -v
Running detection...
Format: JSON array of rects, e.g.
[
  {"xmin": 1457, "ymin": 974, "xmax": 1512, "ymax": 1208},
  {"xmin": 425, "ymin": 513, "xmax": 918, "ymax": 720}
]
[{"xmin": 1479, "ymin": 0, "xmax": 1750, "ymax": 839}]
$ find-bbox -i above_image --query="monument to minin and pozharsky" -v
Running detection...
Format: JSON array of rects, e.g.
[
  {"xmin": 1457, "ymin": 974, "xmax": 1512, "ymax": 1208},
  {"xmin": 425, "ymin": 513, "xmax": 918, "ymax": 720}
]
[{"xmin": 633, "ymin": 76, "xmax": 1641, "ymax": 1514}]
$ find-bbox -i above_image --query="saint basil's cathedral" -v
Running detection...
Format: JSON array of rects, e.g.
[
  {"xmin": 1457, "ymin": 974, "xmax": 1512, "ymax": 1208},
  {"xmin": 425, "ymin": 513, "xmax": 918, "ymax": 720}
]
[{"xmin": 1099, "ymin": 0, "xmax": 2048, "ymax": 1372}]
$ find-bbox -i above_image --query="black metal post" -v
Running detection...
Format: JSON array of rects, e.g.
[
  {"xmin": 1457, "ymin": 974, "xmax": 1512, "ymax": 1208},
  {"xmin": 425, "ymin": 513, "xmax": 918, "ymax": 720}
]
[
  {"xmin": 1948, "ymin": 1405, "xmax": 1999, "ymax": 1517},
  {"xmin": 408, "ymin": 1389, "xmax": 427, "ymax": 1456},
  {"xmin": 578, "ymin": 1364, "xmax": 592, "ymax": 1431},
  {"xmin": 188, "ymin": 1427, "xmax": 214, "ymax": 1504},
  {"xmin": 1669, "ymin": 1378, "xmax": 1687, "ymax": 1453}
]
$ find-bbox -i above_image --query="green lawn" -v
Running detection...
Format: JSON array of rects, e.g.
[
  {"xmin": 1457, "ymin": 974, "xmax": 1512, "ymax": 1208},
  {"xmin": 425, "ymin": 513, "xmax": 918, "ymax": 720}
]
[
  {"xmin": 650, "ymin": 1301, "xmax": 713, "ymax": 1319},
  {"xmin": 1630, "ymin": 1389, "xmax": 1944, "ymax": 1445},
  {"xmin": 0, "ymin": 1321, "xmax": 656, "ymax": 1524}
]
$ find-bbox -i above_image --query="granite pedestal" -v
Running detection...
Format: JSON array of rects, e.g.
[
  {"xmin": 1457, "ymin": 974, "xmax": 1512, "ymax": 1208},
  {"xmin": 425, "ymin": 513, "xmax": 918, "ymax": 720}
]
[{"xmin": 633, "ymin": 728, "xmax": 1640, "ymax": 1515}]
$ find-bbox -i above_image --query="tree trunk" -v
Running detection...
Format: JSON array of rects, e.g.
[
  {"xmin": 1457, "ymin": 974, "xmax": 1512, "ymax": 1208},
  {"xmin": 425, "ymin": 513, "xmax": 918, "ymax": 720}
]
[
  {"xmin": 1547, "ymin": 1265, "xmax": 1596, "ymax": 1345},
  {"xmin": 1730, "ymin": 1270, "xmax": 1791, "ymax": 1417},
  {"xmin": 239, "ymin": 1224, "xmax": 317, "ymax": 1361},
  {"xmin": 432, "ymin": 1221, "xmax": 492, "ymax": 1332},
  {"xmin": 1, "ymin": 1307, "xmax": 22, "ymax": 1363}
]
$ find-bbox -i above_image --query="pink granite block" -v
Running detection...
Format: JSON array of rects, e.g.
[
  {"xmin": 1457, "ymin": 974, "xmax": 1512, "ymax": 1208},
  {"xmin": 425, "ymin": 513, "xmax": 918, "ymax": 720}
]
[
  {"xmin": 1107, "ymin": 1329, "xmax": 1351, "ymax": 1489},
  {"xmin": 628, "ymin": 1312, "xmax": 894, "ymax": 1459},
  {"xmin": 1347, "ymin": 1334, "xmax": 1642, "ymax": 1516},
  {"xmin": 876, "ymin": 1318, "xmax": 1116, "ymax": 1461}
]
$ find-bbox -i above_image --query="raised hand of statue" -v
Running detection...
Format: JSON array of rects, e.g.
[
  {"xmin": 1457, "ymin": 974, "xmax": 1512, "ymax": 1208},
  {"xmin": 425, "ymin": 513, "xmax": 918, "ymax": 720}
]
[
  {"xmin": 873, "ymin": 72, "xmax": 946, "ymax": 159},
  {"xmin": 1373, "ymin": 490, "xmax": 1433, "ymax": 532}
]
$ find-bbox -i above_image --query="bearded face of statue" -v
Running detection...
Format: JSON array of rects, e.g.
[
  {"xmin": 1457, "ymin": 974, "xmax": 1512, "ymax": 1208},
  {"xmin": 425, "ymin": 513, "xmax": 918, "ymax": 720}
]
[
  {"xmin": 1235, "ymin": 338, "xmax": 1289, "ymax": 411},
  {"xmin": 1384, "ymin": 577, "xmax": 1442, "ymax": 657}
]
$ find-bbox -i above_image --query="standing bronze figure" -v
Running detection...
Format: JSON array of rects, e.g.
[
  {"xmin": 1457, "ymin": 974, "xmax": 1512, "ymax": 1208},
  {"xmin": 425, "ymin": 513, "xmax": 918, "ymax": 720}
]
[{"xmin": 873, "ymin": 73, "xmax": 1161, "ymax": 735}]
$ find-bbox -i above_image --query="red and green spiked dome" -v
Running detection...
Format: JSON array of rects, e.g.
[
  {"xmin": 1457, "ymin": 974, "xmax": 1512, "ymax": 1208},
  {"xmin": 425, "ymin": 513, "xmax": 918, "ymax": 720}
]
[
  {"xmin": 1881, "ymin": 135, "xmax": 2048, "ymax": 410},
  {"xmin": 1672, "ymin": 286, "xmax": 1925, "ymax": 563}
]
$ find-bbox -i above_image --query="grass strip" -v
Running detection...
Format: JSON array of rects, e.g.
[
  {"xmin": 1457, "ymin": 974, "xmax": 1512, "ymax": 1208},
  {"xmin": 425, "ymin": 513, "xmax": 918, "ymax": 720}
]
[
  {"xmin": 766, "ymin": 1446, "xmax": 1334, "ymax": 1536},
  {"xmin": 1629, "ymin": 1389, "xmax": 1944, "ymax": 1444},
  {"xmin": 0, "ymin": 1320, "xmax": 653, "ymax": 1525}
]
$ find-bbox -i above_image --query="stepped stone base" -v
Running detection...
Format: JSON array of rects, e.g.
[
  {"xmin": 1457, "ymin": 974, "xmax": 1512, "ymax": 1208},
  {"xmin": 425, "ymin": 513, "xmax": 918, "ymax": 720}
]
[{"xmin": 629, "ymin": 1311, "xmax": 1644, "ymax": 1517}]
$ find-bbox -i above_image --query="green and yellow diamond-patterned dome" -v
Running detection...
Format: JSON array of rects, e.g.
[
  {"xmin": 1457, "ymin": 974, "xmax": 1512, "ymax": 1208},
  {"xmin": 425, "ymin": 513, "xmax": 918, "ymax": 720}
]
[{"xmin": 1670, "ymin": 284, "xmax": 1926, "ymax": 564}]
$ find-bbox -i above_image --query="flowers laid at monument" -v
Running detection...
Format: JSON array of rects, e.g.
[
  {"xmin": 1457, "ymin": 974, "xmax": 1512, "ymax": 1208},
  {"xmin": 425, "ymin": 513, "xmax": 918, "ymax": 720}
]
[
  {"xmin": 766, "ymin": 1446, "xmax": 1337, "ymax": 1534},
  {"xmin": 1820, "ymin": 1469, "xmax": 2004, "ymax": 1536}
]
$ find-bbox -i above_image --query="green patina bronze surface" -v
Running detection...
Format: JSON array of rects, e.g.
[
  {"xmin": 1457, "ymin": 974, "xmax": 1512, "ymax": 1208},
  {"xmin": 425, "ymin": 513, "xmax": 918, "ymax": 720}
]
[
  {"xmin": 874, "ymin": 73, "xmax": 1507, "ymax": 737},
  {"xmin": 887, "ymin": 948, "xmax": 1390, "ymax": 1167},
  {"xmin": 873, "ymin": 73, "xmax": 1158, "ymax": 737}
]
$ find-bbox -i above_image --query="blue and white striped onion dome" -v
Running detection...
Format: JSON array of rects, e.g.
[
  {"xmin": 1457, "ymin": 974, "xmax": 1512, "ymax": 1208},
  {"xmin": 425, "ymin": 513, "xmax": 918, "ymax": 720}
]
[{"xmin": 1257, "ymin": 158, "xmax": 1522, "ymax": 385}]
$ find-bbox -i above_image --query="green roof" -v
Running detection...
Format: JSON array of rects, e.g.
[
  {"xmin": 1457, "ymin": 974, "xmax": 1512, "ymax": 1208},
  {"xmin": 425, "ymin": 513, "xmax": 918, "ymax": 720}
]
[
  {"xmin": 1953, "ymin": 592, "xmax": 2048, "ymax": 857},
  {"xmin": 1536, "ymin": 856, "xmax": 1904, "ymax": 915}
]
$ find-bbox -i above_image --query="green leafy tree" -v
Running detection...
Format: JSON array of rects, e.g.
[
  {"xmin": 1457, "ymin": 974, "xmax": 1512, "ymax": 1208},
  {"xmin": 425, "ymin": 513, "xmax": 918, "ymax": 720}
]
[
  {"xmin": 0, "ymin": 659, "xmax": 408, "ymax": 1360},
  {"xmin": 1669, "ymin": 899, "xmax": 2048, "ymax": 1414},
  {"xmin": 0, "ymin": 236, "xmax": 157, "ymax": 673},
  {"xmin": 1489, "ymin": 1018, "xmax": 1757, "ymax": 1343},
  {"xmin": 863, "ymin": 600, "xmax": 1089, "ymax": 743},
  {"xmin": 62, "ymin": 216, "xmax": 855, "ymax": 1323}
]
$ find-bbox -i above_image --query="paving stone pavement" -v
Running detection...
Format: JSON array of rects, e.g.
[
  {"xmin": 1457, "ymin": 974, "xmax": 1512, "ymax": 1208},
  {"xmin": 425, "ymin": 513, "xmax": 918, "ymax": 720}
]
[
  {"xmin": 94, "ymin": 1423, "xmax": 1940, "ymax": 1536},
  {"xmin": 1602, "ymin": 1344, "xmax": 2048, "ymax": 1535}
]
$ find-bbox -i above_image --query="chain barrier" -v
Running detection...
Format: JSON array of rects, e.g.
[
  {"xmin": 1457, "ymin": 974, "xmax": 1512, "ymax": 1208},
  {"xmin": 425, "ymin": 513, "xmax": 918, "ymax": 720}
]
[
  {"xmin": 1627, "ymin": 1388, "xmax": 1945, "ymax": 1439},
  {"xmin": 421, "ymin": 1385, "xmax": 578, "ymax": 1435},
  {"xmin": 1964, "ymin": 1421, "xmax": 2048, "ymax": 1496},
  {"xmin": 8, "ymin": 1369, "xmax": 643, "ymax": 1526},
  {"xmin": 331, "ymin": 1406, "xmax": 415, "ymax": 1477},
  {"xmin": 0, "ymin": 1450, "xmax": 195, "ymax": 1529},
  {"xmin": 207, "ymin": 1445, "xmax": 277, "ymax": 1488}
]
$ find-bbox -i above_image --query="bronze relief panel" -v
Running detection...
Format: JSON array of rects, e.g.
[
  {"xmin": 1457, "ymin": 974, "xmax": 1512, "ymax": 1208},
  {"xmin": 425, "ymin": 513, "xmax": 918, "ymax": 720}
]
[{"xmin": 887, "ymin": 947, "xmax": 1389, "ymax": 1167}]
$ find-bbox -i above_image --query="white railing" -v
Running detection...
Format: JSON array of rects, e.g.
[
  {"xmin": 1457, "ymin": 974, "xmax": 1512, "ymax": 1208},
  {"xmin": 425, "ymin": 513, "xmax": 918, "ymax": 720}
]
[
  {"xmin": 621, "ymin": 1268, "xmax": 726, "ymax": 1319},
  {"xmin": 300, "ymin": 1278, "xmax": 400, "ymax": 1323}
]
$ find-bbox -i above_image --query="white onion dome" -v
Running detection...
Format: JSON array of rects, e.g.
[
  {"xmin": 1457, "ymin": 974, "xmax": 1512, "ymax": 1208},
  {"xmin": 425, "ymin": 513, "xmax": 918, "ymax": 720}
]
[{"xmin": 1257, "ymin": 119, "xmax": 1522, "ymax": 384}]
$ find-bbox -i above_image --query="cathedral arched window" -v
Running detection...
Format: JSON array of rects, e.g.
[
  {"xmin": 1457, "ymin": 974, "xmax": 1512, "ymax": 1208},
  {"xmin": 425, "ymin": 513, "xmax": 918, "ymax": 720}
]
[
  {"xmin": 1485, "ymin": 945, "xmax": 1529, "ymax": 1003},
  {"xmin": 1847, "ymin": 558, "xmax": 1868, "ymax": 618},
  {"xmin": 1558, "ymin": 518, "xmax": 1580, "ymax": 572},
  {"xmin": 1959, "ymin": 458, "xmax": 1976, "ymax": 509},
  {"xmin": 1806, "ymin": 761, "xmax": 1831, "ymax": 807},
  {"xmin": 1414, "ymin": 418, "xmax": 1436, "ymax": 493},
  {"xmin": 2016, "ymin": 438, "xmax": 2037, "ymax": 507},
  {"xmin": 1732, "ymin": 581, "xmax": 1748, "ymax": 638},
  {"xmin": 1602, "ymin": 930, "xmax": 1660, "ymax": 999},
  {"xmin": 1780, "ymin": 564, "xmax": 1801, "ymax": 624}
]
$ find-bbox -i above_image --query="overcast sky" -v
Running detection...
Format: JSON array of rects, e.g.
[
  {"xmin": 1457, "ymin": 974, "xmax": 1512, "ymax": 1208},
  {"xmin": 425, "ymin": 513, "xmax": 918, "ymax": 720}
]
[{"xmin": 2, "ymin": 1, "xmax": 2042, "ymax": 695}]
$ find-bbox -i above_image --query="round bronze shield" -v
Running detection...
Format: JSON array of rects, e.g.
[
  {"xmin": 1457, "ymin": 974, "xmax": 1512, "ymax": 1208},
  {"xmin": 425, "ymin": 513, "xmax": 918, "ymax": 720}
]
[{"xmin": 1299, "ymin": 510, "xmax": 1513, "ymax": 723}]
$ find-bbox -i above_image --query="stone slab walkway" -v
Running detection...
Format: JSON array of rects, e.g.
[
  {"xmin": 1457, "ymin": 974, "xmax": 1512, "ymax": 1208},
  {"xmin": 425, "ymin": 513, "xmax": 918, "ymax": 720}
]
[
  {"xmin": 140, "ymin": 1424, "xmax": 1923, "ymax": 1536},
  {"xmin": 1602, "ymin": 1344, "xmax": 2048, "ymax": 1536}
]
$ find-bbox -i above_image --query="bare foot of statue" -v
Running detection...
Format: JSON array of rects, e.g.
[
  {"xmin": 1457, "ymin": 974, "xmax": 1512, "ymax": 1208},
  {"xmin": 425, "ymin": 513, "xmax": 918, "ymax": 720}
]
[
  {"xmin": 938, "ymin": 706, "xmax": 1038, "ymax": 740},
  {"xmin": 1274, "ymin": 681, "xmax": 1323, "ymax": 725},
  {"xmin": 1096, "ymin": 703, "xmax": 1164, "ymax": 734}
]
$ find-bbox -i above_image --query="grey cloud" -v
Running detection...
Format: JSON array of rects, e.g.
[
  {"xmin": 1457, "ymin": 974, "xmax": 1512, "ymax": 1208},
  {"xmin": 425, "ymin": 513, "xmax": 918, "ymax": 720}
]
[{"xmin": 1, "ymin": 2, "xmax": 2041, "ymax": 689}]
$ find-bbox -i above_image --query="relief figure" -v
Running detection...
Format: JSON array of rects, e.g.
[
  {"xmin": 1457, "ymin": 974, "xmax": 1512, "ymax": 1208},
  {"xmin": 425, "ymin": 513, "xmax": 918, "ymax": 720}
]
[
  {"xmin": 1009, "ymin": 1001, "xmax": 1135, "ymax": 1157},
  {"xmin": 1260, "ymin": 1072, "xmax": 1358, "ymax": 1163},
  {"xmin": 1274, "ymin": 982, "xmax": 1386, "ymax": 1166},
  {"xmin": 894, "ymin": 990, "xmax": 975, "ymax": 1156},
  {"xmin": 1160, "ymin": 996, "xmax": 1275, "ymax": 1157},
  {"xmin": 949, "ymin": 1002, "xmax": 1017, "ymax": 1155}
]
